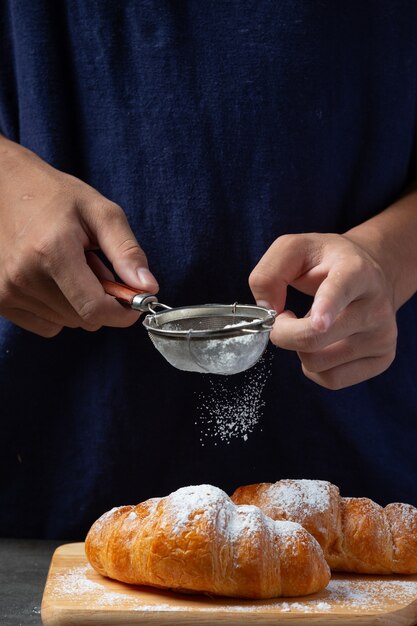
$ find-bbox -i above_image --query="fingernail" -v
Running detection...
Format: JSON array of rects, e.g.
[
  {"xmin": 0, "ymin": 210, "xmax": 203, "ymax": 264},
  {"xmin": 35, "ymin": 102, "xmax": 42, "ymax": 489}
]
[
  {"xmin": 256, "ymin": 299, "xmax": 274, "ymax": 310},
  {"xmin": 137, "ymin": 268, "xmax": 159, "ymax": 292},
  {"xmin": 311, "ymin": 312, "xmax": 331, "ymax": 332}
]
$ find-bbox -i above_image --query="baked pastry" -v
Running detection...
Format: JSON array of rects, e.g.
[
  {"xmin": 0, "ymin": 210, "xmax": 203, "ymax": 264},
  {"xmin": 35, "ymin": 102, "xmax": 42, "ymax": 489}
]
[
  {"xmin": 85, "ymin": 484, "xmax": 330, "ymax": 598},
  {"xmin": 231, "ymin": 479, "xmax": 417, "ymax": 574}
]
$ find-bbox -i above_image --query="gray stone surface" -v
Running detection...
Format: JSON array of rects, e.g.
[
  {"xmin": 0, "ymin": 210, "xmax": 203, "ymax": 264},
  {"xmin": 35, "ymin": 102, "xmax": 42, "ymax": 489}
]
[{"xmin": 0, "ymin": 538, "xmax": 62, "ymax": 626}]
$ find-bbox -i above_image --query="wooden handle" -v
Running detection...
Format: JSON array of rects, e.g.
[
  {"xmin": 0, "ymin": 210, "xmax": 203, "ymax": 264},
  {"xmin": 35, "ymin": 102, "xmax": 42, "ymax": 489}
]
[{"xmin": 99, "ymin": 278, "xmax": 146, "ymax": 305}]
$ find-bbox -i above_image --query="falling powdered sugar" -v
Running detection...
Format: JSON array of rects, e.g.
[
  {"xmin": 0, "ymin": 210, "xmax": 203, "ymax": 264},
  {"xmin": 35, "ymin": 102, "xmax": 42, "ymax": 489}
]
[{"xmin": 195, "ymin": 350, "xmax": 273, "ymax": 444}]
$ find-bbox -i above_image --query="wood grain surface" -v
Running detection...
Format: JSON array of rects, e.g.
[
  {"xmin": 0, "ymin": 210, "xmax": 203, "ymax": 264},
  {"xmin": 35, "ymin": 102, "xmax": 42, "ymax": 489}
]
[{"xmin": 41, "ymin": 543, "xmax": 417, "ymax": 625}]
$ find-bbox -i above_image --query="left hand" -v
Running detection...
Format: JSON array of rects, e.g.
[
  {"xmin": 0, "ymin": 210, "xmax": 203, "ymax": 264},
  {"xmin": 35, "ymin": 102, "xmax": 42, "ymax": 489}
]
[{"xmin": 249, "ymin": 232, "xmax": 398, "ymax": 389}]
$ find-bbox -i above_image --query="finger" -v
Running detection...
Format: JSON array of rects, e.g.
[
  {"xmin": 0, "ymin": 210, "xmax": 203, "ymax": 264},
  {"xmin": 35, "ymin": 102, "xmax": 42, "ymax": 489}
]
[
  {"xmin": 2, "ymin": 264, "xmax": 82, "ymax": 327},
  {"xmin": 270, "ymin": 300, "xmax": 374, "ymax": 352},
  {"xmin": 81, "ymin": 201, "xmax": 159, "ymax": 293},
  {"xmin": 3, "ymin": 262, "xmax": 102, "ymax": 329},
  {"xmin": 275, "ymin": 309, "xmax": 297, "ymax": 323},
  {"xmin": 310, "ymin": 257, "xmax": 379, "ymax": 332},
  {"xmin": 271, "ymin": 314, "xmax": 321, "ymax": 351},
  {"xmin": 4, "ymin": 292, "xmax": 80, "ymax": 328},
  {"xmin": 47, "ymin": 235, "xmax": 142, "ymax": 329},
  {"xmin": 5, "ymin": 308, "xmax": 63, "ymax": 338},
  {"xmin": 85, "ymin": 251, "xmax": 115, "ymax": 281},
  {"xmin": 301, "ymin": 353, "xmax": 395, "ymax": 390},
  {"xmin": 298, "ymin": 326, "xmax": 397, "ymax": 374},
  {"xmin": 249, "ymin": 234, "xmax": 317, "ymax": 313}
]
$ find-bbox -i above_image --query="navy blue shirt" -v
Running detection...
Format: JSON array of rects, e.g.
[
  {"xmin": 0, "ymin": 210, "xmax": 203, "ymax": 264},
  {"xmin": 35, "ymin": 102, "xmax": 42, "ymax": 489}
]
[{"xmin": 1, "ymin": 1, "xmax": 417, "ymax": 539}]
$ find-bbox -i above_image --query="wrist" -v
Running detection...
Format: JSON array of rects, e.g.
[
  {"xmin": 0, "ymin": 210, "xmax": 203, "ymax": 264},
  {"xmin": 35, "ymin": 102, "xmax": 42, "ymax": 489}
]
[
  {"xmin": 342, "ymin": 226, "xmax": 398, "ymax": 308},
  {"xmin": 343, "ymin": 192, "xmax": 417, "ymax": 311}
]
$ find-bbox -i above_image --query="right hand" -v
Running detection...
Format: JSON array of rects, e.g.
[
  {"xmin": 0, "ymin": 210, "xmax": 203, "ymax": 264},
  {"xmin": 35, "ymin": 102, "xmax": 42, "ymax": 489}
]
[
  {"xmin": 0, "ymin": 135, "xmax": 158, "ymax": 337},
  {"xmin": 249, "ymin": 232, "xmax": 397, "ymax": 389}
]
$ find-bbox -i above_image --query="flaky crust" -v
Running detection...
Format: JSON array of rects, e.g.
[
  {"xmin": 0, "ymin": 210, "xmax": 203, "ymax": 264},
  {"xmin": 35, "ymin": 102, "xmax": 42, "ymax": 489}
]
[
  {"xmin": 231, "ymin": 479, "xmax": 417, "ymax": 574},
  {"xmin": 85, "ymin": 484, "xmax": 330, "ymax": 598}
]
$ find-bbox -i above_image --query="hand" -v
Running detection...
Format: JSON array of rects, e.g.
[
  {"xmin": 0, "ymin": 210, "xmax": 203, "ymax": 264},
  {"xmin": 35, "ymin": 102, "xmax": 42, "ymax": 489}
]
[
  {"xmin": 0, "ymin": 136, "xmax": 158, "ymax": 337},
  {"xmin": 249, "ymin": 233, "xmax": 398, "ymax": 389}
]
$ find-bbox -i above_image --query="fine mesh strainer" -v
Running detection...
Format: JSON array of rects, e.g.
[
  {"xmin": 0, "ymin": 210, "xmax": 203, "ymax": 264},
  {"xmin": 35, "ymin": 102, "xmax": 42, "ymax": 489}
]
[{"xmin": 101, "ymin": 279, "xmax": 276, "ymax": 375}]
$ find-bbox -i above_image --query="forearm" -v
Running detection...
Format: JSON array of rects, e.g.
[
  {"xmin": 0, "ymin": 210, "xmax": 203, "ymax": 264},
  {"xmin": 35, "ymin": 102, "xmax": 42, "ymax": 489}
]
[{"xmin": 344, "ymin": 185, "xmax": 417, "ymax": 311}]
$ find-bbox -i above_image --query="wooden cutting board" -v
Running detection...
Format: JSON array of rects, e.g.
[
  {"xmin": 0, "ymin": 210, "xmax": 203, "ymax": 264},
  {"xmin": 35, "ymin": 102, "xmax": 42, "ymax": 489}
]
[{"xmin": 41, "ymin": 543, "xmax": 417, "ymax": 625}]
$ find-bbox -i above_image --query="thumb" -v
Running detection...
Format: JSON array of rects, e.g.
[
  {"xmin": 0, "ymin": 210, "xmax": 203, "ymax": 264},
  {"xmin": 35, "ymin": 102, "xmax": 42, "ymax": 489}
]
[{"xmin": 82, "ymin": 200, "xmax": 159, "ymax": 293}]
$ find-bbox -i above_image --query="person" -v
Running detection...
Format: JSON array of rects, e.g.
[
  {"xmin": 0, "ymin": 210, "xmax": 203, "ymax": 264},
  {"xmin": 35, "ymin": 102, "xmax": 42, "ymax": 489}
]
[{"xmin": 1, "ymin": 1, "xmax": 416, "ymax": 540}]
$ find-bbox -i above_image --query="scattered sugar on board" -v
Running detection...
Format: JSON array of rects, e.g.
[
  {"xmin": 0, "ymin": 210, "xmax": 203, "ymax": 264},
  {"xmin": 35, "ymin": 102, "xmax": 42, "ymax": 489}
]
[
  {"xmin": 50, "ymin": 565, "xmax": 105, "ymax": 597},
  {"xmin": 195, "ymin": 351, "xmax": 273, "ymax": 444},
  {"xmin": 324, "ymin": 578, "xmax": 417, "ymax": 608},
  {"xmin": 49, "ymin": 563, "xmax": 417, "ymax": 612},
  {"xmin": 50, "ymin": 565, "xmax": 417, "ymax": 616}
]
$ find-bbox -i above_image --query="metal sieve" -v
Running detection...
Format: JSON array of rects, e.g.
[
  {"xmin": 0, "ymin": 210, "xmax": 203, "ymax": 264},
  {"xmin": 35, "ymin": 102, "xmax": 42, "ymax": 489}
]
[{"xmin": 101, "ymin": 279, "xmax": 276, "ymax": 375}]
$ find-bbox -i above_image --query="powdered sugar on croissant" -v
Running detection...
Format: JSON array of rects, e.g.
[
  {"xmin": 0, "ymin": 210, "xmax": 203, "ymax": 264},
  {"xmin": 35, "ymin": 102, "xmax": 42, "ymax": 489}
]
[
  {"xmin": 85, "ymin": 484, "xmax": 330, "ymax": 598},
  {"xmin": 231, "ymin": 479, "xmax": 417, "ymax": 574}
]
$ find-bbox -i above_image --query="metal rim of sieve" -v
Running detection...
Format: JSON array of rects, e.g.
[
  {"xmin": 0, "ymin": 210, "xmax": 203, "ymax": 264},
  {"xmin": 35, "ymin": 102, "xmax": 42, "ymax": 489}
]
[
  {"xmin": 99, "ymin": 279, "xmax": 276, "ymax": 374},
  {"xmin": 142, "ymin": 303, "xmax": 276, "ymax": 340}
]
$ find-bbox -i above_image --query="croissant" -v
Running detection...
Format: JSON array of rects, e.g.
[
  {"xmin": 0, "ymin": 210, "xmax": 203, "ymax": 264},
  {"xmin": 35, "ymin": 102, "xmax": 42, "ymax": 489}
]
[
  {"xmin": 85, "ymin": 484, "xmax": 330, "ymax": 598},
  {"xmin": 231, "ymin": 479, "xmax": 417, "ymax": 575}
]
